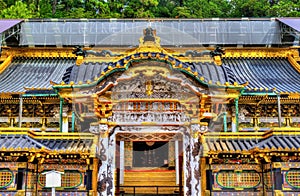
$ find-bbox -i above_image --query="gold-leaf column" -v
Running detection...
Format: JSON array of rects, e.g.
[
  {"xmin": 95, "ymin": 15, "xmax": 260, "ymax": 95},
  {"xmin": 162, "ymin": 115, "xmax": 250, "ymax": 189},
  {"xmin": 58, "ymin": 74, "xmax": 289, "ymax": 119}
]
[
  {"xmin": 168, "ymin": 141, "xmax": 175, "ymax": 168},
  {"xmin": 124, "ymin": 141, "xmax": 133, "ymax": 169}
]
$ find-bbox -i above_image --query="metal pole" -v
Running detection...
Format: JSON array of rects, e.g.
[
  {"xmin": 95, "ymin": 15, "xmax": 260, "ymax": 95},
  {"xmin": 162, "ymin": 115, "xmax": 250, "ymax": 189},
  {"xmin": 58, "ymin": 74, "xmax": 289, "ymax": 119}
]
[
  {"xmin": 71, "ymin": 111, "xmax": 75, "ymax": 132},
  {"xmin": 175, "ymin": 140, "xmax": 179, "ymax": 185},
  {"xmin": 51, "ymin": 187, "xmax": 55, "ymax": 196},
  {"xmin": 120, "ymin": 141, "xmax": 125, "ymax": 185},
  {"xmin": 59, "ymin": 97, "xmax": 63, "ymax": 132},
  {"xmin": 277, "ymin": 94, "xmax": 282, "ymax": 127},
  {"xmin": 19, "ymin": 95, "xmax": 23, "ymax": 127},
  {"xmin": 235, "ymin": 98, "xmax": 239, "ymax": 132},
  {"xmin": 223, "ymin": 112, "xmax": 227, "ymax": 132}
]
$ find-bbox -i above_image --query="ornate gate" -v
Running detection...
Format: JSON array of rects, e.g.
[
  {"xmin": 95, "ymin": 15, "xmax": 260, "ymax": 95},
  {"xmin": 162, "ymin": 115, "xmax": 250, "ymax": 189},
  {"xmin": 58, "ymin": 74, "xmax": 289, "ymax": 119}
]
[{"xmin": 92, "ymin": 61, "xmax": 204, "ymax": 195}]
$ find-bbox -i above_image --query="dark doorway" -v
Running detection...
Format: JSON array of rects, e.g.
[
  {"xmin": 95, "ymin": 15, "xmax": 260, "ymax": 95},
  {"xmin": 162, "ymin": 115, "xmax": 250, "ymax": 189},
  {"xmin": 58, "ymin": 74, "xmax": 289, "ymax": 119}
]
[{"xmin": 133, "ymin": 141, "xmax": 168, "ymax": 168}]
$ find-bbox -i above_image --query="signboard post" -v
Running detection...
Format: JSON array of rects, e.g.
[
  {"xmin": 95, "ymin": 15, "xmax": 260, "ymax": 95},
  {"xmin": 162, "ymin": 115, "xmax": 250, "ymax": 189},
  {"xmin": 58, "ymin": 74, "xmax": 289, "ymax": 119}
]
[{"xmin": 42, "ymin": 170, "xmax": 64, "ymax": 196}]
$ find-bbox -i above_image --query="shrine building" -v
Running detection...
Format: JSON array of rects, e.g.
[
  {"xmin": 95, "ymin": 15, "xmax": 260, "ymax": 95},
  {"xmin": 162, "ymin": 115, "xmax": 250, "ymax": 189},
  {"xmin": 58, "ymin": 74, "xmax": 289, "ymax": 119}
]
[{"xmin": 0, "ymin": 18, "xmax": 300, "ymax": 196}]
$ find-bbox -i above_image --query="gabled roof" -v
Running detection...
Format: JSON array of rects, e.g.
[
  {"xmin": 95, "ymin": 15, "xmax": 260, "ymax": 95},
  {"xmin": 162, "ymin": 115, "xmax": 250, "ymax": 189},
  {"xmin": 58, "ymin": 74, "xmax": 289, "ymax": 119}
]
[
  {"xmin": 207, "ymin": 138, "xmax": 259, "ymax": 152},
  {"xmin": 36, "ymin": 138, "xmax": 93, "ymax": 153},
  {"xmin": 2, "ymin": 53, "xmax": 299, "ymax": 94},
  {"xmin": 223, "ymin": 57, "xmax": 300, "ymax": 93},
  {"xmin": 254, "ymin": 135, "xmax": 300, "ymax": 150},
  {"xmin": 0, "ymin": 134, "xmax": 48, "ymax": 150},
  {"xmin": 62, "ymin": 58, "xmax": 231, "ymax": 87},
  {"xmin": 0, "ymin": 57, "xmax": 76, "ymax": 93},
  {"xmin": 0, "ymin": 131, "xmax": 93, "ymax": 153},
  {"xmin": 206, "ymin": 130, "xmax": 300, "ymax": 153}
]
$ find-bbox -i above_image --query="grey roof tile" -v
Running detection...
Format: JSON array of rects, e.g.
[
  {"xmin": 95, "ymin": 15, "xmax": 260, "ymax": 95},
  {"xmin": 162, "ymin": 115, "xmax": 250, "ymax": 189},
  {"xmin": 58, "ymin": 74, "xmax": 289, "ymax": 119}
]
[
  {"xmin": 206, "ymin": 138, "xmax": 259, "ymax": 152},
  {"xmin": 63, "ymin": 60, "xmax": 229, "ymax": 85},
  {"xmin": 0, "ymin": 133, "xmax": 92, "ymax": 153},
  {"xmin": 37, "ymin": 138, "xmax": 93, "ymax": 152},
  {"xmin": 0, "ymin": 135, "xmax": 46, "ymax": 150},
  {"xmin": 0, "ymin": 58, "xmax": 76, "ymax": 93},
  {"xmin": 208, "ymin": 135, "xmax": 300, "ymax": 153},
  {"xmin": 254, "ymin": 135, "xmax": 300, "ymax": 150},
  {"xmin": 223, "ymin": 58, "xmax": 300, "ymax": 92}
]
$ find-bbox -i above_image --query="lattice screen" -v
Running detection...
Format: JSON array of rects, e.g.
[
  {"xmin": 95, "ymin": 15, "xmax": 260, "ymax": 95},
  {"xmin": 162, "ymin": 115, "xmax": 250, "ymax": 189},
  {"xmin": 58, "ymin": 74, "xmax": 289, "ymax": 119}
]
[
  {"xmin": 216, "ymin": 171, "xmax": 261, "ymax": 189},
  {"xmin": 39, "ymin": 170, "xmax": 82, "ymax": 188},
  {"xmin": 0, "ymin": 170, "xmax": 13, "ymax": 188},
  {"xmin": 286, "ymin": 170, "xmax": 300, "ymax": 188},
  {"xmin": 62, "ymin": 172, "xmax": 82, "ymax": 188},
  {"xmin": 263, "ymin": 170, "xmax": 272, "ymax": 190},
  {"xmin": 26, "ymin": 171, "xmax": 37, "ymax": 189}
]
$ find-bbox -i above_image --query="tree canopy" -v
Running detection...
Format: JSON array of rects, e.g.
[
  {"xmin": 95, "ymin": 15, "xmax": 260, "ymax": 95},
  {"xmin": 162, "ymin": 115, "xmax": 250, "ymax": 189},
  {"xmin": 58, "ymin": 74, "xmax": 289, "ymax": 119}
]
[{"xmin": 0, "ymin": 0, "xmax": 299, "ymax": 19}]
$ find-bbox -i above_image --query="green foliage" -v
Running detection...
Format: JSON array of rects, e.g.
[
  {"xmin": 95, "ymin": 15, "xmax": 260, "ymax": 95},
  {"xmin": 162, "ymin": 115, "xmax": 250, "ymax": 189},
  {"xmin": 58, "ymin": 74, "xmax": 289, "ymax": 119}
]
[
  {"xmin": 0, "ymin": 0, "xmax": 7, "ymax": 11},
  {"xmin": 39, "ymin": 0, "xmax": 53, "ymax": 18},
  {"xmin": 85, "ymin": 0, "xmax": 112, "ymax": 18},
  {"xmin": 122, "ymin": 0, "xmax": 159, "ymax": 18},
  {"xmin": 229, "ymin": 0, "xmax": 270, "ymax": 17},
  {"xmin": 152, "ymin": 0, "xmax": 179, "ymax": 17},
  {"xmin": 172, "ymin": 0, "xmax": 231, "ymax": 18},
  {"xmin": 0, "ymin": 1, "xmax": 38, "ymax": 18},
  {"xmin": 268, "ymin": 0, "xmax": 300, "ymax": 17},
  {"xmin": 173, "ymin": 6, "xmax": 191, "ymax": 18},
  {"xmin": 209, "ymin": 0, "xmax": 231, "ymax": 18},
  {"xmin": 65, "ymin": 7, "xmax": 95, "ymax": 18},
  {"xmin": 4, "ymin": 0, "xmax": 14, "ymax": 7}
]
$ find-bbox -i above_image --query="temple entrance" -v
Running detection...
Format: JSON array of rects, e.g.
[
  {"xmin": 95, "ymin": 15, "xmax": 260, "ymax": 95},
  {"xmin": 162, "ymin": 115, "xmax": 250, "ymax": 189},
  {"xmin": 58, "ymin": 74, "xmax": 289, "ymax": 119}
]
[
  {"xmin": 133, "ymin": 141, "xmax": 168, "ymax": 168},
  {"xmin": 115, "ymin": 131, "xmax": 183, "ymax": 195}
]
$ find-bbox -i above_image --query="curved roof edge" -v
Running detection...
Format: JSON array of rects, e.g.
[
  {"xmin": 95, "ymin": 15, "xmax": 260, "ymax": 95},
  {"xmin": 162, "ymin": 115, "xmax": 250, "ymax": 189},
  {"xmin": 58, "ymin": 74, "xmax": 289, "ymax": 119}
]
[{"xmin": 54, "ymin": 53, "xmax": 244, "ymax": 90}]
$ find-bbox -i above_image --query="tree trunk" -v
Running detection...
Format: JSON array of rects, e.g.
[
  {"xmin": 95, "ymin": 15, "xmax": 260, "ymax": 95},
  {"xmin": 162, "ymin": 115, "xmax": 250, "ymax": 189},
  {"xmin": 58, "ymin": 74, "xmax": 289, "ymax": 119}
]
[{"xmin": 52, "ymin": 0, "xmax": 57, "ymax": 15}]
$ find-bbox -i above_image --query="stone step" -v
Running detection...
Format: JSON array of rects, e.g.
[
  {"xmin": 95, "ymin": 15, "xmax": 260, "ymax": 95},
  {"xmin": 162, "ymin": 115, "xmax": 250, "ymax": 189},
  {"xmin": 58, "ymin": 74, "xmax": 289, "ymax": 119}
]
[
  {"xmin": 120, "ymin": 187, "xmax": 179, "ymax": 194},
  {"xmin": 124, "ymin": 177, "xmax": 176, "ymax": 182},
  {"xmin": 123, "ymin": 181, "xmax": 177, "ymax": 186},
  {"xmin": 121, "ymin": 170, "xmax": 178, "ymax": 194},
  {"xmin": 124, "ymin": 171, "xmax": 176, "ymax": 177}
]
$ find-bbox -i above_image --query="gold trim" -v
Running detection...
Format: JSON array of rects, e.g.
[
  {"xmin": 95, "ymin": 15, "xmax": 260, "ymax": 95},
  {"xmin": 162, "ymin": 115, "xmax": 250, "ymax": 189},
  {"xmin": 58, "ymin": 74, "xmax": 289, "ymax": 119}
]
[
  {"xmin": 288, "ymin": 54, "xmax": 300, "ymax": 74},
  {"xmin": 201, "ymin": 158, "xmax": 207, "ymax": 196},
  {"xmin": 0, "ymin": 55, "xmax": 13, "ymax": 74},
  {"xmin": 224, "ymin": 47, "xmax": 296, "ymax": 58},
  {"xmin": 92, "ymin": 158, "xmax": 99, "ymax": 196}
]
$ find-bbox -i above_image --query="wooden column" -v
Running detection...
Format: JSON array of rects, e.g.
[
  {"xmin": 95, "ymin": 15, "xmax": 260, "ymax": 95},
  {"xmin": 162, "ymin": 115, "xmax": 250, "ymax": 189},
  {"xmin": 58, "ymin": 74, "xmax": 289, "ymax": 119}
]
[
  {"xmin": 92, "ymin": 158, "xmax": 99, "ymax": 196},
  {"xmin": 201, "ymin": 157, "xmax": 207, "ymax": 196}
]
